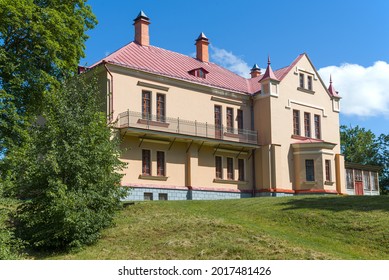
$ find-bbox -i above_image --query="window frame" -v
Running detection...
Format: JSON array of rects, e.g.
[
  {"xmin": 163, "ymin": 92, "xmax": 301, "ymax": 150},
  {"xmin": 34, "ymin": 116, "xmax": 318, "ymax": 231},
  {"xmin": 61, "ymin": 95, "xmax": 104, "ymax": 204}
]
[
  {"xmin": 227, "ymin": 157, "xmax": 234, "ymax": 180},
  {"xmin": 325, "ymin": 160, "xmax": 331, "ymax": 182},
  {"xmin": 293, "ymin": 109, "xmax": 300, "ymax": 135},
  {"xmin": 237, "ymin": 109, "xmax": 243, "ymax": 134},
  {"xmin": 226, "ymin": 107, "xmax": 234, "ymax": 133},
  {"xmin": 314, "ymin": 114, "xmax": 321, "ymax": 139},
  {"xmin": 307, "ymin": 75, "xmax": 313, "ymax": 91},
  {"xmin": 142, "ymin": 149, "xmax": 151, "ymax": 176},
  {"xmin": 304, "ymin": 112, "xmax": 311, "ymax": 138},
  {"xmin": 299, "ymin": 73, "xmax": 305, "ymax": 88},
  {"xmin": 156, "ymin": 93, "xmax": 166, "ymax": 123},
  {"xmin": 305, "ymin": 159, "xmax": 315, "ymax": 182},
  {"xmin": 215, "ymin": 156, "xmax": 222, "ymax": 179},
  {"xmin": 142, "ymin": 90, "xmax": 151, "ymax": 119},
  {"xmin": 157, "ymin": 151, "xmax": 165, "ymax": 176},
  {"xmin": 238, "ymin": 158, "xmax": 245, "ymax": 181}
]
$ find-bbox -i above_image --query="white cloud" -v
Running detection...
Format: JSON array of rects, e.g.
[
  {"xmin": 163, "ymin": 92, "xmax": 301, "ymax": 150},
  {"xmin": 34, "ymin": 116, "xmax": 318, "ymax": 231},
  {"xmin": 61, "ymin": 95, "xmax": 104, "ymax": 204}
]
[
  {"xmin": 318, "ymin": 62, "xmax": 389, "ymax": 117},
  {"xmin": 210, "ymin": 45, "xmax": 251, "ymax": 78}
]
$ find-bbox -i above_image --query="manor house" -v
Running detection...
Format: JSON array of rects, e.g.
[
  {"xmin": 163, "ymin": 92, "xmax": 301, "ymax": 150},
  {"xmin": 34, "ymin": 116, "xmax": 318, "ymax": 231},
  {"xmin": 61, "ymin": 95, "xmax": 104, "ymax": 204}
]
[{"xmin": 84, "ymin": 11, "xmax": 379, "ymax": 200}]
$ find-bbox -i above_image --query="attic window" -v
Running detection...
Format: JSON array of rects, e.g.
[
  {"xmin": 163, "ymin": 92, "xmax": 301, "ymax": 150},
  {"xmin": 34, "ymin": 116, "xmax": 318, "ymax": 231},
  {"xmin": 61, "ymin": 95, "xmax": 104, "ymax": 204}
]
[{"xmin": 189, "ymin": 68, "xmax": 208, "ymax": 78}]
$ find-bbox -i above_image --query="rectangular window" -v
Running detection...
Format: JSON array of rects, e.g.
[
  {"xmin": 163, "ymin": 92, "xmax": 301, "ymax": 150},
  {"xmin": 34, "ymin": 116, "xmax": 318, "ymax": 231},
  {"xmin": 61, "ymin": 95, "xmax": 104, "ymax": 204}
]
[
  {"xmin": 314, "ymin": 114, "xmax": 321, "ymax": 139},
  {"xmin": 305, "ymin": 159, "xmax": 315, "ymax": 181},
  {"xmin": 237, "ymin": 109, "xmax": 243, "ymax": 134},
  {"xmin": 355, "ymin": 170, "xmax": 362, "ymax": 181},
  {"xmin": 304, "ymin": 112, "xmax": 311, "ymax": 138},
  {"xmin": 293, "ymin": 110, "xmax": 300, "ymax": 135},
  {"xmin": 157, "ymin": 151, "xmax": 165, "ymax": 176},
  {"xmin": 226, "ymin": 107, "xmax": 234, "ymax": 133},
  {"xmin": 363, "ymin": 171, "xmax": 370, "ymax": 191},
  {"xmin": 346, "ymin": 169, "xmax": 354, "ymax": 189},
  {"xmin": 307, "ymin": 76, "xmax": 313, "ymax": 91},
  {"xmin": 142, "ymin": 149, "xmax": 151, "ymax": 175},
  {"xmin": 227, "ymin": 157, "xmax": 234, "ymax": 180},
  {"xmin": 158, "ymin": 193, "xmax": 168, "ymax": 200},
  {"xmin": 214, "ymin": 105, "xmax": 222, "ymax": 139},
  {"xmin": 325, "ymin": 160, "xmax": 331, "ymax": 181},
  {"xmin": 144, "ymin": 192, "xmax": 153, "ymax": 201},
  {"xmin": 142, "ymin": 91, "xmax": 151, "ymax": 119},
  {"xmin": 215, "ymin": 156, "xmax": 222, "ymax": 179},
  {"xmin": 371, "ymin": 172, "xmax": 378, "ymax": 191},
  {"xmin": 238, "ymin": 159, "xmax": 245, "ymax": 181},
  {"xmin": 299, "ymin": 73, "xmax": 305, "ymax": 88},
  {"xmin": 156, "ymin": 94, "xmax": 165, "ymax": 122}
]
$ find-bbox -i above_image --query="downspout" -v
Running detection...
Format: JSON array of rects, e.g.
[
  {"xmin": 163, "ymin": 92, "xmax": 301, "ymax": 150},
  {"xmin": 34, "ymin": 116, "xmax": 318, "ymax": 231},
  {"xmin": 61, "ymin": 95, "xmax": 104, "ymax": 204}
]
[
  {"xmin": 103, "ymin": 60, "xmax": 114, "ymax": 123},
  {"xmin": 250, "ymin": 96, "xmax": 256, "ymax": 198}
]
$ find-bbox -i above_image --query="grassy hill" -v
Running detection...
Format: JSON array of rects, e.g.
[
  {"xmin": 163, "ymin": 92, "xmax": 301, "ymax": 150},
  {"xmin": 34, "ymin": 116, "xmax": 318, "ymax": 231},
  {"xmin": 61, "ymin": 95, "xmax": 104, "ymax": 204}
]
[{"xmin": 37, "ymin": 195, "xmax": 389, "ymax": 260}]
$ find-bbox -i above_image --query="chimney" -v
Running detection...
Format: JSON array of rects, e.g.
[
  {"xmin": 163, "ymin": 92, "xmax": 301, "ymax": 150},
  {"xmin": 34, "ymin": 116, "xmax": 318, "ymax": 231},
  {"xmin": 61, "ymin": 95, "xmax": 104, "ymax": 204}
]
[
  {"xmin": 133, "ymin": 11, "xmax": 150, "ymax": 46},
  {"xmin": 250, "ymin": 64, "xmax": 261, "ymax": 78},
  {"xmin": 195, "ymin": 32, "xmax": 209, "ymax": 62}
]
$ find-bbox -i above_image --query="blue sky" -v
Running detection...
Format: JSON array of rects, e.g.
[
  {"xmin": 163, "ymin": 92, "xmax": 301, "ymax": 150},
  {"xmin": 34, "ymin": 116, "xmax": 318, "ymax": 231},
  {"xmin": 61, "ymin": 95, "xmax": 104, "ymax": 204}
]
[{"xmin": 81, "ymin": 0, "xmax": 389, "ymax": 136}]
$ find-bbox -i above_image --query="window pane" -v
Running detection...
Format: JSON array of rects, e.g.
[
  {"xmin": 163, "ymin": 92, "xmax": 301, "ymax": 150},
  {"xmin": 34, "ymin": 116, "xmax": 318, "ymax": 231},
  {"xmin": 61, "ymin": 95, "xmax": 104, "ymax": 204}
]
[
  {"xmin": 325, "ymin": 160, "xmax": 331, "ymax": 181},
  {"xmin": 308, "ymin": 76, "xmax": 312, "ymax": 90},
  {"xmin": 346, "ymin": 169, "xmax": 354, "ymax": 189},
  {"xmin": 314, "ymin": 114, "xmax": 321, "ymax": 139},
  {"xmin": 363, "ymin": 171, "xmax": 370, "ymax": 190},
  {"xmin": 215, "ymin": 156, "xmax": 222, "ymax": 179},
  {"xmin": 305, "ymin": 159, "xmax": 315, "ymax": 181},
  {"xmin": 158, "ymin": 193, "xmax": 168, "ymax": 200},
  {"xmin": 156, "ymin": 94, "xmax": 165, "ymax": 122},
  {"xmin": 144, "ymin": 192, "xmax": 153, "ymax": 201},
  {"xmin": 142, "ymin": 149, "xmax": 151, "ymax": 175},
  {"xmin": 226, "ymin": 107, "xmax": 233, "ymax": 133},
  {"xmin": 304, "ymin": 112, "xmax": 311, "ymax": 138},
  {"xmin": 237, "ymin": 109, "xmax": 243, "ymax": 133},
  {"xmin": 142, "ymin": 91, "xmax": 151, "ymax": 119},
  {"xmin": 293, "ymin": 110, "xmax": 300, "ymax": 135},
  {"xmin": 227, "ymin": 157, "xmax": 234, "ymax": 180},
  {"xmin": 299, "ymin": 73, "xmax": 304, "ymax": 88},
  {"xmin": 157, "ymin": 151, "xmax": 165, "ymax": 176},
  {"xmin": 238, "ymin": 159, "xmax": 245, "ymax": 181}
]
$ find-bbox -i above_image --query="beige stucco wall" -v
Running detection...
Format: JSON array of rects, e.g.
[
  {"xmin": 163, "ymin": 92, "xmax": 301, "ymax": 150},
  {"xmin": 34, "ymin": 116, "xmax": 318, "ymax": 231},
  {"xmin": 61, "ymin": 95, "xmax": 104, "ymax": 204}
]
[
  {"xmin": 253, "ymin": 55, "xmax": 343, "ymax": 192},
  {"xmin": 95, "ymin": 54, "xmax": 345, "ymax": 195}
]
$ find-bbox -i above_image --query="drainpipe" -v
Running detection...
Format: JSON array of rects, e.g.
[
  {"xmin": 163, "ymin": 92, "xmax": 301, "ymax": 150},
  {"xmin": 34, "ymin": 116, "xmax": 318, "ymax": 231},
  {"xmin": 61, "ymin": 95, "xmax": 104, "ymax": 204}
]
[
  {"xmin": 250, "ymin": 96, "xmax": 256, "ymax": 198},
  {"xmin": 103, "ymin": 60, "xmax": 114, "ymax": 123}
]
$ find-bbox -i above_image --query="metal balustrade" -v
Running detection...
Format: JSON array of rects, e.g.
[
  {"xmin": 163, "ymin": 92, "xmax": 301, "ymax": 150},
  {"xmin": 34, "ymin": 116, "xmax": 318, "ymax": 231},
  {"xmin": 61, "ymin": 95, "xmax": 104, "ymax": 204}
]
[{"xmin": 117, "ymin": 110, "xmax": 258, "ymax": 145}]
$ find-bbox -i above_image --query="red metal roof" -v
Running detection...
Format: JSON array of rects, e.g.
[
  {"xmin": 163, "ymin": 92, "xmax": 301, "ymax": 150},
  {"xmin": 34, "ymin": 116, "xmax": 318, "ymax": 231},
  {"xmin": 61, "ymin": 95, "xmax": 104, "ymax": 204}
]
[{"xmin": 90, "ymin": 41, "xmax": 304, "ymax": 95}]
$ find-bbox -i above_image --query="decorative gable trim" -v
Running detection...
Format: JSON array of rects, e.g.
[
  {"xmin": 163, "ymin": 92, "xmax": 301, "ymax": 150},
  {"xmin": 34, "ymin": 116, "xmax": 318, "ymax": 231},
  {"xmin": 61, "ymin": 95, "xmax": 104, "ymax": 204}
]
[{"xmin": 285, "ymin": 99, "xmax": 328, "ymax": 117}]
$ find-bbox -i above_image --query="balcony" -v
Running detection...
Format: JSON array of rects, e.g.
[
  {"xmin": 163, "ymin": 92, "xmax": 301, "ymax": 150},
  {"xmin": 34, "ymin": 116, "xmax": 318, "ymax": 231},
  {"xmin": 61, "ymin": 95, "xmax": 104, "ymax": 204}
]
[{"xmin": 116, "ymin": 110, "xmax": 258, "ymax": 145}]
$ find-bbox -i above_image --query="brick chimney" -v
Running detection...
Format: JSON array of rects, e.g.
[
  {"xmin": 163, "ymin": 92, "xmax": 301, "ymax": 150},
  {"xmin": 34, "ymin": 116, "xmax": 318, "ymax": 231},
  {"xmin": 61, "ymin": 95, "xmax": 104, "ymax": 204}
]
[
  {"xmin": 195, "ymin": 32, "xmax": 209, "ymax": 62},
  {"xmin": 250, "ymin": 64, "xmax": 261, "ymax": 78},
  {"xmin": 133, "ymin": 11, "xmax": 150, "ymax": 46}
]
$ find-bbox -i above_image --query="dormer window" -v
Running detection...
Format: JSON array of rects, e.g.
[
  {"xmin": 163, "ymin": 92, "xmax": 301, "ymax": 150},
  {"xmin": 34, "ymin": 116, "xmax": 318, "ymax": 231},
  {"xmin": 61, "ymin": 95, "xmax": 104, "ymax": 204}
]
[{"xmin": 189, "ymin": 67, "xmax": 208, "ymax": 78}]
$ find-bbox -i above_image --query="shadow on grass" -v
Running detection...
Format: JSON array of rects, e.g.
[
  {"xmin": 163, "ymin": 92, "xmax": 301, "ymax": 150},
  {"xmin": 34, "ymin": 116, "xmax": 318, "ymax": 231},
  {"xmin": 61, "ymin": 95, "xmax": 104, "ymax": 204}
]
[{"xmin": 280, "ymin": 195, "xmax": 389, "ymax": 212}]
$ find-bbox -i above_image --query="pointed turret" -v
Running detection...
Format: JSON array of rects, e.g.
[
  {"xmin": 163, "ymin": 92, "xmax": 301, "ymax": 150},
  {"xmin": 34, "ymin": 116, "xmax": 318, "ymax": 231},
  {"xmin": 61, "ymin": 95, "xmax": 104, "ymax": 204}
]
[
  {"xmin": 259, "ymin": 56, "xmax": 279, "ymax": 82},
  {"xmin": 328, "ymin": 75, "xmax": 340, "ymax": 98}
]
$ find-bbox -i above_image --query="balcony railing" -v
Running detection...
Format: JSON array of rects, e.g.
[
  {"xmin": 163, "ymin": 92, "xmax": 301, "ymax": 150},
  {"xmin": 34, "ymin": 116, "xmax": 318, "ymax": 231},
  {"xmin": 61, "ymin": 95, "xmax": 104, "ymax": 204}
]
[{"xmin": 117, "ymin": 110, "xmax": 258, "ymax": 145}]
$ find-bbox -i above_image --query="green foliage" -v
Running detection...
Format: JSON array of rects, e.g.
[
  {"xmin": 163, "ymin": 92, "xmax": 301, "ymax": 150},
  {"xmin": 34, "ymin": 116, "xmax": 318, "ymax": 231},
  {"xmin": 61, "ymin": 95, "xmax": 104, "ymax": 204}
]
[
  {"xmin": 340, "ymin": 125, "xmax": 379, "ymax": 165},
  {"xmin": 0, "ymin": 197, "xmax": 24, "ymax": 259},
  {"xmin": 0, "ymin": 0, "xmax": 97, "ymax": 156},
  {"xmin": 4, "ymin": 76, "xmax": 126, "ymax": 250},
  {"xmin": 340, "ymin": 125, "xmax": 388, "ymax": 193}
]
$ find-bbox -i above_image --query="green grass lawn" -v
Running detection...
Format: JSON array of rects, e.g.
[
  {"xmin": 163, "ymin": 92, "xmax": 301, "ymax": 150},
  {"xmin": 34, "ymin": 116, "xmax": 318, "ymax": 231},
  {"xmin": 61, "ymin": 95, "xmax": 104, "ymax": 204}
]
[{"xmin": 37, "ymin": 195, "xmax": 389, "ymax": 260}]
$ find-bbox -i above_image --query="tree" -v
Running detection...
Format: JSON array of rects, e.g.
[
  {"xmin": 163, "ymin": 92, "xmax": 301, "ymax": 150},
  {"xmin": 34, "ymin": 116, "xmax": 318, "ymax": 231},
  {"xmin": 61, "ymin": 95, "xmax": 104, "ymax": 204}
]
[
  {"xmin": 0, "ymin": 0, "xmax": 96, "ymax": 155},
  {"xmin": 340, "ymin": 125, "xmax": 388, "ymax": 194},
  {"xmin": 4, "ymin": 76, "xmax": 126, "ymax": 250}
]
